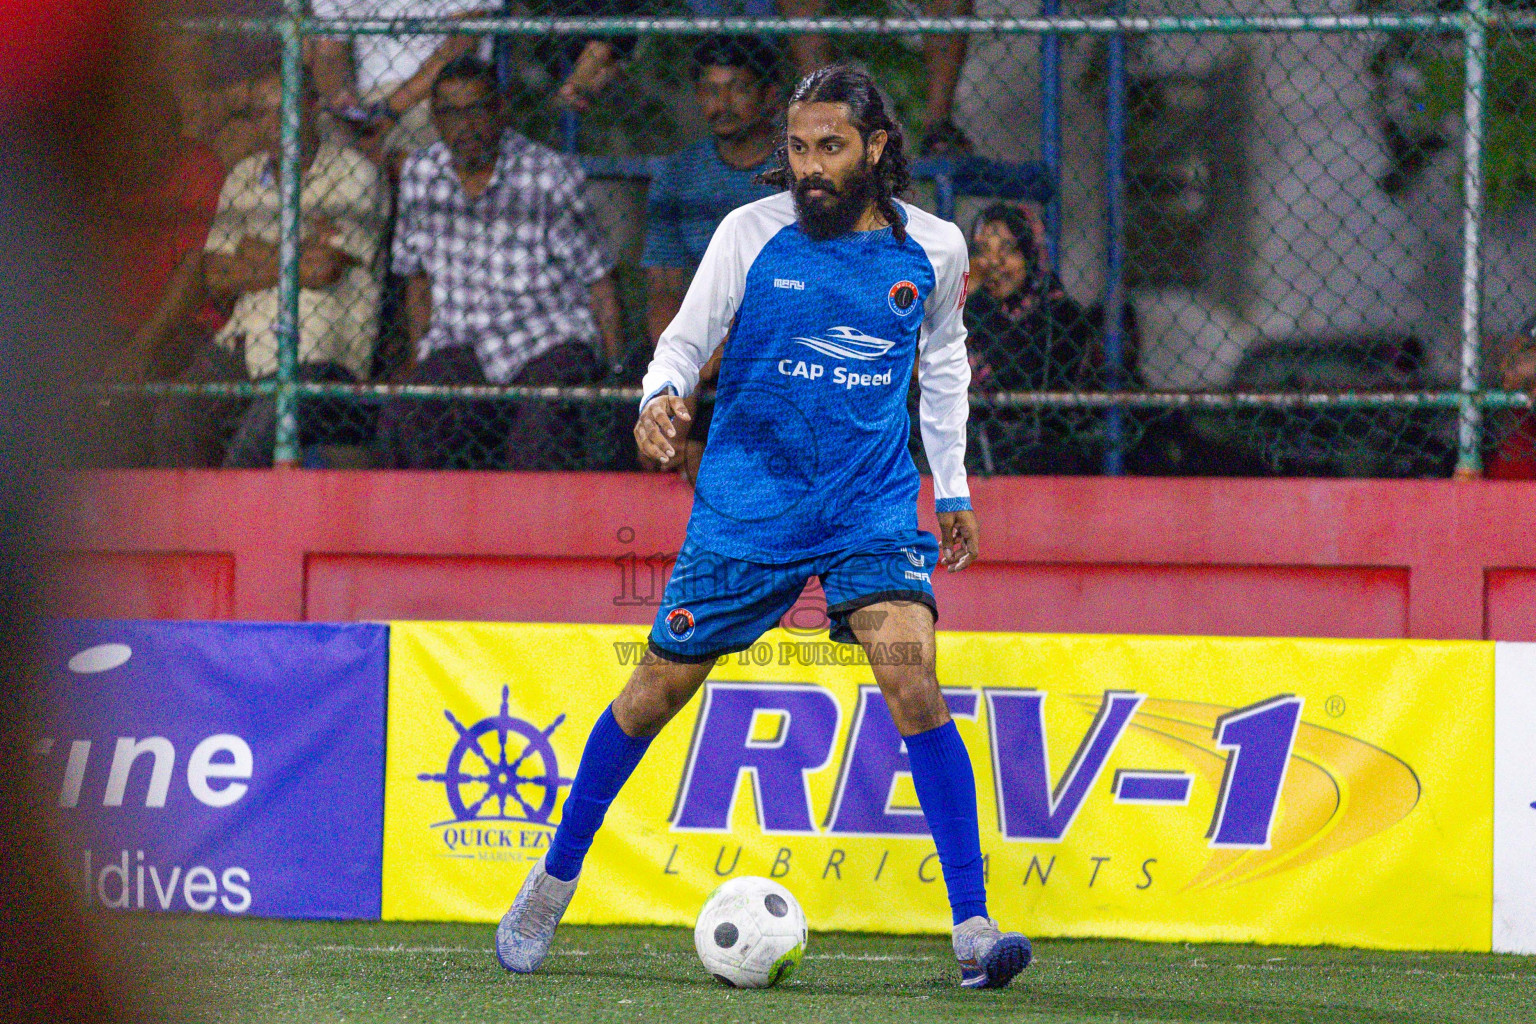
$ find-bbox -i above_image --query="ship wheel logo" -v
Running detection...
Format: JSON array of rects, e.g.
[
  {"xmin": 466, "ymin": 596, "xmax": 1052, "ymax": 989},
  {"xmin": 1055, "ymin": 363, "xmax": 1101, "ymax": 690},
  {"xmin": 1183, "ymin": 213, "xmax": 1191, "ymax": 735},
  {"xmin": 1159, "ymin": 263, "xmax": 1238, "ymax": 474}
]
[{"xmin": 417, "ymin": 686, "xmax": 572, "ymax": 827}]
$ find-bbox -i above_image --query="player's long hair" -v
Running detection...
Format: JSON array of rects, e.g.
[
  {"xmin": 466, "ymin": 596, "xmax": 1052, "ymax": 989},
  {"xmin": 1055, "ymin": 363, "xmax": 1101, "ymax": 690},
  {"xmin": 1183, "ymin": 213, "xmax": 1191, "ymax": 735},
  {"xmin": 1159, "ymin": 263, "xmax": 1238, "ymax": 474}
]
[{"xmin": 758, "ymin": 65, "xmax": 913, "ymax": 243}]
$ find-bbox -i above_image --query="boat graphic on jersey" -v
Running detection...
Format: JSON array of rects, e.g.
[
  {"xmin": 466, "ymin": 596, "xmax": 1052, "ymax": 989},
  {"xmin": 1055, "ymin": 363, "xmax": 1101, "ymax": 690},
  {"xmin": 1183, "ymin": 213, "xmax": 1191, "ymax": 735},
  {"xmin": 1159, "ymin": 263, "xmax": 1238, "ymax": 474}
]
[{"xmin": 792, "ymin": 326, "xmax": 897, "ymax": 361}]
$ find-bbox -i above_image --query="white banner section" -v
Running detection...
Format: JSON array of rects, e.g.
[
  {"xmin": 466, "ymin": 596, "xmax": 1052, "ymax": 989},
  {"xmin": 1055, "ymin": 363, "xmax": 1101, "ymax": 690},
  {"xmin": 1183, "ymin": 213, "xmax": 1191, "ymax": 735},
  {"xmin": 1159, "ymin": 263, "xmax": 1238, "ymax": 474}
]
[{"xmin": 1494, "ymin": 642, "xmax": 1536, "ymax": 954}]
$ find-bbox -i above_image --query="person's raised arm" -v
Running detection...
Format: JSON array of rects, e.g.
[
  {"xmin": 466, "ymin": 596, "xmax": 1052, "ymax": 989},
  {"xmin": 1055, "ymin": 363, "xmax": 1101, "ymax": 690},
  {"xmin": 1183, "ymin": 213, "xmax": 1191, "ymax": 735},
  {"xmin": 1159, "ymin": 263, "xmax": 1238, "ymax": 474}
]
[{"xmin": 379, "ymin": 11, "xmax": 486, "ymax": 119}]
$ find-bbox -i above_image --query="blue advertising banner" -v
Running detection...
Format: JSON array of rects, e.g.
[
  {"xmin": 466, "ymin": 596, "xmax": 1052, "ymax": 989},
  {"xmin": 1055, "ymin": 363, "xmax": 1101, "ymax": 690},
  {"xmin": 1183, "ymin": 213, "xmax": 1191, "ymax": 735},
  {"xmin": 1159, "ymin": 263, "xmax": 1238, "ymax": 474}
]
[{"xmin": 41, "ymin": 621, "xmax": 388, "ymax": 919}]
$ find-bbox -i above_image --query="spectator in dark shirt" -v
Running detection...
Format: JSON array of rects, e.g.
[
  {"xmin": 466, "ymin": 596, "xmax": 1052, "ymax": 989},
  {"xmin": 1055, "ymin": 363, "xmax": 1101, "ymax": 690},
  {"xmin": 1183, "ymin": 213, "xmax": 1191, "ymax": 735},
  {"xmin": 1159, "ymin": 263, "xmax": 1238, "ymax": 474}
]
[
  {"xmin": 643, "ymin": 35, "xmax": 780, "ymax": 346},
  {"xmin": 379, "ymin": 55, "xmax": 621, "ymax": 469},
  {"xmin": 964, "ymin": 203, "xmax": 1099, "ymax": 473},
  {"xmin": 638, "ymin": 35, "xmax": 781, "ymax": 479}
]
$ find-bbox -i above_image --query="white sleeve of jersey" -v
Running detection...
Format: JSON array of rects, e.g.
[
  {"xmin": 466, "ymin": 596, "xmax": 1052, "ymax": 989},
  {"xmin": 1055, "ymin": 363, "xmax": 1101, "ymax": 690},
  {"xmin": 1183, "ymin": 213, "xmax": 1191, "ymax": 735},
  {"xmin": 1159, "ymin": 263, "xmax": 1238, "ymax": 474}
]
[
  {"xmin": 910, "ymin": 209, "xmax": 973, "ymax": 510},
  {"xmin": 639, "ymin": 194, "xmax": 791, "ymax": 409}
]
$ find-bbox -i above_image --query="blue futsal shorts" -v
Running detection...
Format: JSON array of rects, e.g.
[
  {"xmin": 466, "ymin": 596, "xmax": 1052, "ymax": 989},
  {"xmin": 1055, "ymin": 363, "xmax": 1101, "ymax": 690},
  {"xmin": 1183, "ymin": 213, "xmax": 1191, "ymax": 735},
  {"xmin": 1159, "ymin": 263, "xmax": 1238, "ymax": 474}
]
[{"xmin": 648, "ymin": 530, "xmax": 941, "ymax": 663}]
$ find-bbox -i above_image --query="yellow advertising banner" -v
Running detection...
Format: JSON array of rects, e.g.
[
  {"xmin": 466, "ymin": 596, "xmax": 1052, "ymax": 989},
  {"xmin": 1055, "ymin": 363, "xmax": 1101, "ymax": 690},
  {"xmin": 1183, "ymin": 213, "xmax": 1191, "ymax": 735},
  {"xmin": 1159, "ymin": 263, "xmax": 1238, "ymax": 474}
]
[{"xmin": 382, "ymin": 623, "xmax": 1493, "ymax": 951}]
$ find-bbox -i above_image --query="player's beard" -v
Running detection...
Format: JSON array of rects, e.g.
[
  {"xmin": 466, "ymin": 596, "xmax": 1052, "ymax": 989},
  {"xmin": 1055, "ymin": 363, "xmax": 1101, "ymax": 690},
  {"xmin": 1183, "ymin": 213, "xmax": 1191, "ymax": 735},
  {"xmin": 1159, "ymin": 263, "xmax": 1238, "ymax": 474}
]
[{"xmin": 793, "ymin": 157, "xmax": 876, "ymax": 241}]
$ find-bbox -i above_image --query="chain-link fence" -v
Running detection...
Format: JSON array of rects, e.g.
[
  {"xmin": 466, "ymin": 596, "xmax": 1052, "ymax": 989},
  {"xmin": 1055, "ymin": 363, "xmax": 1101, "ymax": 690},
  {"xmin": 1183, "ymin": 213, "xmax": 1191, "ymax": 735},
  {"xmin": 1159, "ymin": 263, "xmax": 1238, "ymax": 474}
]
[{"xmin": 76, "ymin": 1, "xmax": 1536, "ymax": 477}]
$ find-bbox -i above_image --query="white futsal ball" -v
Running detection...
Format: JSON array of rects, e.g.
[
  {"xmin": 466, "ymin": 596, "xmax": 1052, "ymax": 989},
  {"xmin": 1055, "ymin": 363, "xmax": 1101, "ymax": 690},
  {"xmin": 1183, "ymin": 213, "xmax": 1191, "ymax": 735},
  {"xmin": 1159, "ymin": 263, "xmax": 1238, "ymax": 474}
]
[{"xmin": 693, "ymin": 876, "xmax": 808, "ymax": 988}]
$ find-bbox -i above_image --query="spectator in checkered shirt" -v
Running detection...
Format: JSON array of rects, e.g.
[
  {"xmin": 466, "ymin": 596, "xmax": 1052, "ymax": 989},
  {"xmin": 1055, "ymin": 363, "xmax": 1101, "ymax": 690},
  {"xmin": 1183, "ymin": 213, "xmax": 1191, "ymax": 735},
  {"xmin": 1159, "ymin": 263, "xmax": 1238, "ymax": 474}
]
[{"xmin": 379, "ymin": 55, "xmax": 623, "ymax": 469}]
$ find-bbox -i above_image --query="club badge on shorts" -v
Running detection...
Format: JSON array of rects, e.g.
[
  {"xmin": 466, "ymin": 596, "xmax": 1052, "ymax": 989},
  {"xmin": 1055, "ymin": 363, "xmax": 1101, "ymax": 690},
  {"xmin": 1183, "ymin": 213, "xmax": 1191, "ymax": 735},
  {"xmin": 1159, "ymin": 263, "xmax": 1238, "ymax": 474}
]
[{"xmin": 666, "ymin": 608, "xmax": 696, "ymax": 642}]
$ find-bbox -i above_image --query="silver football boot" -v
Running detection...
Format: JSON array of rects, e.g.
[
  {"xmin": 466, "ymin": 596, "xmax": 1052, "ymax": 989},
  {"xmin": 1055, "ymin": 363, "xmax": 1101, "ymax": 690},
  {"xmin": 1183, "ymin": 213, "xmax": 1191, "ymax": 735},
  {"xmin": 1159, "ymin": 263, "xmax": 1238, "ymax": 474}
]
[
  {"xmin": 494, "ymin": 855, "xmax": 579, "ymax": 973},
  {"xmin": 953, "ymin": 915, "xmax": 1033, "ymax": 989}
]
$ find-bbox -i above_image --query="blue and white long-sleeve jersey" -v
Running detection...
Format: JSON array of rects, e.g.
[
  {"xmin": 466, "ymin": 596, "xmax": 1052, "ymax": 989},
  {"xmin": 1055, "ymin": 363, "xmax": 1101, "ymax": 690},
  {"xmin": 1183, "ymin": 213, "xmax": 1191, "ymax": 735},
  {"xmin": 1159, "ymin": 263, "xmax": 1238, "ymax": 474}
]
[{"xmin": 641, "ymin": 192, "xmax": 971, "ymax": 563}]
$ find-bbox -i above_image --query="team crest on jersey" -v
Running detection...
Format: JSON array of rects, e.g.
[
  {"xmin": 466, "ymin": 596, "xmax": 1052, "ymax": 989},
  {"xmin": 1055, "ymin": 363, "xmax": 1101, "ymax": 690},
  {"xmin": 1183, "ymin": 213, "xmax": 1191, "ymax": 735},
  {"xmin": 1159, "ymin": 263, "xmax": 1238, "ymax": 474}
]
[
  {"xmin": 666, "ymin": 608, "xmax": 696, "ymax": 641},
  {"xmin": 888, "ymin": 280, "xmax": 919, "ymax": 316}
]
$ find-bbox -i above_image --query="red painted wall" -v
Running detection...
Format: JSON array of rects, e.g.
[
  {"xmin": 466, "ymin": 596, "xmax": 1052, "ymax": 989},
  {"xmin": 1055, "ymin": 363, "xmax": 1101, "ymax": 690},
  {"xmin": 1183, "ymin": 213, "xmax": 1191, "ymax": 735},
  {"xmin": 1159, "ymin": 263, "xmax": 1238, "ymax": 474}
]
[{"xmin": 56, "ymin": 470, "xmax": 1536, "ymax": 640}]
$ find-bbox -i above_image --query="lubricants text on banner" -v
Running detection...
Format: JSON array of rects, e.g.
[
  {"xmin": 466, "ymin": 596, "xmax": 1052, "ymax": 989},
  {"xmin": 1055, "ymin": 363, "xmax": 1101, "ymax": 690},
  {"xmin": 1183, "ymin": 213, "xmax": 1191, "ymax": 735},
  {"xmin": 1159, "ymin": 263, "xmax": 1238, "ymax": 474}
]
[{"xmin": 382, "ymin": 623, "xmax": 1492, "ymax": 951}]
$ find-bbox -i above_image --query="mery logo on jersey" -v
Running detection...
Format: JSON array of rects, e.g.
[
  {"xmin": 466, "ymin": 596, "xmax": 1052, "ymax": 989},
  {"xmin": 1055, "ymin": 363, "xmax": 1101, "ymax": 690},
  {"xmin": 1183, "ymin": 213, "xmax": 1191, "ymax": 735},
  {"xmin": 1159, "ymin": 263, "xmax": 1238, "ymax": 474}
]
[
  {"xmin": 888, "ymin": 280, "xmax": 919, "ymax": 317},
  {"xmin": 667, "ymin": 608, "xmax": 697, "ymax": 642},
  {"xmin": 774, "ymin": 278, "xmax": 805, "ymax": 291},
  {"xmin": 792, "ymin": 326, "xmax": 896, "ymax": 362}
]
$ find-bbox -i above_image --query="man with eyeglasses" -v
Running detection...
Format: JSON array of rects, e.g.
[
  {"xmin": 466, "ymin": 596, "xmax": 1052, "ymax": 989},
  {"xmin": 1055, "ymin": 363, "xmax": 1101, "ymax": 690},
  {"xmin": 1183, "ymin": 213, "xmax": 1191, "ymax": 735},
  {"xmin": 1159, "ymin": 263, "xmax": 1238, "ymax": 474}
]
[
  {"xmin": 310, "ymin": 0, "xmax": 497, "ymax": 173},
  {"xmin": 379, "ymin": 54, "xmax": 622, "ymax": 469}
]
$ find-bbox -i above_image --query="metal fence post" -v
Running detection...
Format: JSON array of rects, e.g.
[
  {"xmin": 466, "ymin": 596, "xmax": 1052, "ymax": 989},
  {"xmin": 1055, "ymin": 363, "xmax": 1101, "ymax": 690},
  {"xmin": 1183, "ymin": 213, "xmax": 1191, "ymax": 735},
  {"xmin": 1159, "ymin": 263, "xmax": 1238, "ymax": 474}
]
[
  {"xmin": 1040, "ymin": 0, "xmax": 1062, "ymax": 266},
  {"xmin": 1456, "ymin": 0, "xmax": 1489, "ymax": 478},
  {"xmin": 1102, "ymin": 0, "xmax": 1127, "ymax": 475},
  {"xmin": 273, "ymin": 1, "xmax": 305, "ymax": 468}
]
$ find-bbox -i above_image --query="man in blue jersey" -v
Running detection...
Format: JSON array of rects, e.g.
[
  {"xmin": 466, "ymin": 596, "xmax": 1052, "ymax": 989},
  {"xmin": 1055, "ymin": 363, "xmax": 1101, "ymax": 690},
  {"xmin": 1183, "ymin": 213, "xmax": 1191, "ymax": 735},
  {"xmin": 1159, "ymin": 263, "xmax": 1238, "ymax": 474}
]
[{"xmin": 496, "ymin": 66, "xmax": 1031, "ymax": 991}]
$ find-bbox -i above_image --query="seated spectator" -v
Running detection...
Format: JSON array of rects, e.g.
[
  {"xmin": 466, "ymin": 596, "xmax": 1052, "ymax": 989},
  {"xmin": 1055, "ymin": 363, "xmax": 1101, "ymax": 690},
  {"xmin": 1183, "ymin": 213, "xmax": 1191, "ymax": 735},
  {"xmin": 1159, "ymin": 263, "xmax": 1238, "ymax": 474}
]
[
  {"xmin": 109, "ymin": 84, "xmax": 229, "ymax": 382},
  {"xmin": 162, "ymin": 0, "xmax": 290, "ymax": 170},
  {"xmin": 77, "ymin": 80, "xmax": 228, "ymax": 466},
  {"xmin": 638, "ymin": 35, "xmax": 780, "ymax": 479},
  {"xmin": 643, "ymin": 36, "xmax": 780, "ymax": 336},
  {"xmin": 964, "ymin": 203, "xmax": 1101, "ymax": 474},
  {"xmin": 310, "ymin": 0, "xmax": 492, "ymax": 175},
  {"xmin": 1487, "ymin": 317, "xmax": 1536, "ymax": 479},
  {"xmin": 151, "ymin": 62, "xmax": 388, "ymax": 468},
  {"xmin": 378, "ymin": 56, "xmax": 621, "ymax": 470},
  {"xmin": 558, "ymin": 0, "xmax": 972, "ymax": 155}
]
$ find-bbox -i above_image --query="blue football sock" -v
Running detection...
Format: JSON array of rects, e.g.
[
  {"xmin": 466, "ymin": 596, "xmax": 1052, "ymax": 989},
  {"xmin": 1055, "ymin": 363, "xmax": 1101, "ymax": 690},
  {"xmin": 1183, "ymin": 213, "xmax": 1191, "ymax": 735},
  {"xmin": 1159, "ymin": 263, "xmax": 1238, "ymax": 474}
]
[
  {"xmin": 544, "ymin": 705, "xmax": 653, "ymax": 882},
  {"xmin": 906, "ymin": 720, "xmax": 989, "ymax": 925}
]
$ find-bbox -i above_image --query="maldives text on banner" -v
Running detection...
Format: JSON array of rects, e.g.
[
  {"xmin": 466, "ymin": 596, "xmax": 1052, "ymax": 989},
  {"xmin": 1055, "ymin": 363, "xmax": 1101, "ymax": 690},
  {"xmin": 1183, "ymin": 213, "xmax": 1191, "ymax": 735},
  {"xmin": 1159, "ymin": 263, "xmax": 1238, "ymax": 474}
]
[
  {"xmin": 382, "ymin": 623, "xmax": 1492, "ymax": 951},
  {"xmin": 45, "ymin": 620, "xmax": 389, "ymax": 919}
]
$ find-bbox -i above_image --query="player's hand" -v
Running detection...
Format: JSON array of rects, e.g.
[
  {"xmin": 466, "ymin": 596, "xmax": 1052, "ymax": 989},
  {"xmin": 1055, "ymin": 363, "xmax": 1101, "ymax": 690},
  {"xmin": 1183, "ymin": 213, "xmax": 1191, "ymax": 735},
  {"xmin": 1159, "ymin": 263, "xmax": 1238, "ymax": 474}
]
[
  {"xmin": 634, "ymin": 393, "xmax": 691, "ymax": 467},
  {"xmin": 937, "ymin": 509, "xmax": 980, "ymax": 572}
]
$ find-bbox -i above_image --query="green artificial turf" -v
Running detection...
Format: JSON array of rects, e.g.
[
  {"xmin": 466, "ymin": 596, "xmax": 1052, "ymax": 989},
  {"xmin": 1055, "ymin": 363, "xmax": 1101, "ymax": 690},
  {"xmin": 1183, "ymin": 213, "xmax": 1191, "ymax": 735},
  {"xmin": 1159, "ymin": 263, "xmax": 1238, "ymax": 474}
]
[{"xmin": 124, "ymin": 917, "xmax": 1536, "ymax": 1024}]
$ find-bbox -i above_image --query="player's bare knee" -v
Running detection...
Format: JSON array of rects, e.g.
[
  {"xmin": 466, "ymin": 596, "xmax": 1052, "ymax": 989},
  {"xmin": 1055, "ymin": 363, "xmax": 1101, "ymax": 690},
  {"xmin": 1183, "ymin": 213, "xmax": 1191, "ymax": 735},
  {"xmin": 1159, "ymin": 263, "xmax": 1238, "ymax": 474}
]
[
  {"xmin": 612, "ymin": 672, "xmax": 672, "ymax": 737},
  {"xmin": 879, "ymin": 671, "xmax": 949, "ymax": 734},
  {"xmin": 620, "ymin": 687, "xmax": 675, "ymax": 736},
  {"xmin": 613, "ymin": 656, "xmax": 712, "ymax": 737}
]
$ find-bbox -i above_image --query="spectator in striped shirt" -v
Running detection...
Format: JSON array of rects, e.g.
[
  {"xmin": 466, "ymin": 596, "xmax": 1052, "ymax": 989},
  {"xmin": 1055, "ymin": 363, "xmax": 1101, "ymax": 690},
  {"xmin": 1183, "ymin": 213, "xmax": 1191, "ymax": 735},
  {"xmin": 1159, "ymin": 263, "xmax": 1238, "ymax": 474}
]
[{"xmin": 379, "ymin": 55, "xmax": 622, "ymax": 469}]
